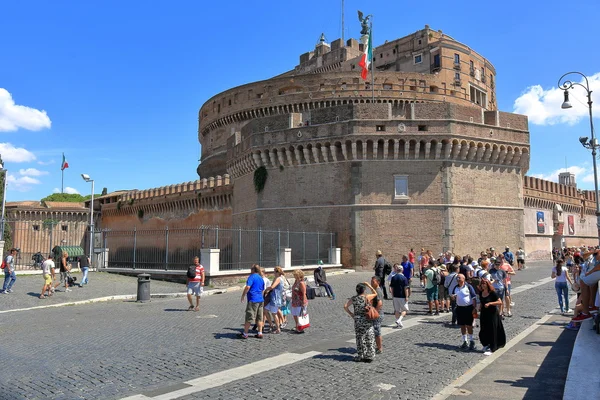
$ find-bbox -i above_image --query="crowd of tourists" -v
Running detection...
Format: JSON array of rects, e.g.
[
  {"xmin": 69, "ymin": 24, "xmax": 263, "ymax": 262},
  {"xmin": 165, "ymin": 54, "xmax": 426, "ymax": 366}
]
[
  {"xmin": 551, "ymin": 246, "xmax": 600, "ymax": 329},
  {"xmin": 1, "ymin": 248, "xmax": 91, "ymax": 297}
]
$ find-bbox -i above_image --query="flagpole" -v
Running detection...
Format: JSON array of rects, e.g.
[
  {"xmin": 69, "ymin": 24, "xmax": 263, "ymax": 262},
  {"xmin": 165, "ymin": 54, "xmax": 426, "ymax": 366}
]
[
  {"xmin": 370, "ymin": 18, "xmax": 375, "ymax": 102},
  {"xmin": 61, "ymin": 152, "xmax": 64, "ymax": 193}
]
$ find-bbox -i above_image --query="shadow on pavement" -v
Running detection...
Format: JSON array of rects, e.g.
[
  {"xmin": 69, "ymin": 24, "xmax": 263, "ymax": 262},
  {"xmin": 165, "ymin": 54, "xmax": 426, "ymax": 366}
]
[
  {"xmin": 313, "ymin": 353, "xmax": 355, "ymax": 362},
  {"xmin": 493, "ymin": 327, "xmax": 576, "ymax": 399},
  {"xmin": 328, "ymin": 347, "xmax": 356, "ymax": 354},
  {"xmin": 163, "ymin": 308, "xmax": 190, "ymax": 312},
  {"xmin": 415, "ymin": 342, "xmax": 465, "ymax": 352},
  {"xmin": 26, "ymin": 292, "xmax": 40, "ymax": 298}
]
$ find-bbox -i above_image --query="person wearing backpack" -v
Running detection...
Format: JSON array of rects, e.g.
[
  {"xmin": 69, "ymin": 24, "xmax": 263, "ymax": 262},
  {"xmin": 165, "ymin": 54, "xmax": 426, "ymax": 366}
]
[
  {"xmin": 489, "ymin": 258, "xmax": 507, "ymax": 317},
  {"xmin": 424, "ymin": 262, "xmax": 440, "ymax": 315},
  {"xmin": 1, "ymin": 248, "xmax": 18, "ymax": 294},
  {"xmin": 373, "ymin": 250, "xmax": 389, "ymax": 300},
  {"xmin": 186, "ymin": 256, "xmax": 205, "ymax": 311}
]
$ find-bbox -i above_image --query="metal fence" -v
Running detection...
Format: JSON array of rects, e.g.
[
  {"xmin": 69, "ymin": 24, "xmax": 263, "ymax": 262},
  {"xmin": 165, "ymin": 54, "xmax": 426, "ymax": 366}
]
[
  {"xmin": 102, "ymin": 227, "xmax": 336, "ymax": 271},
  {"xmin": 4, "ymin": 219, "xmax": 92, "ymax": 270}
]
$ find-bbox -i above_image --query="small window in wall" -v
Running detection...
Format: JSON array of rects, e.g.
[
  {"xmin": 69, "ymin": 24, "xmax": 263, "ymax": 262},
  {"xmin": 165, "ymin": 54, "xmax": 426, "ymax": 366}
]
[
  {"xmin": 418, "ymin": 39, "xmax": 422, "ymax": 45},
  {"xmin": 418, "ymin": 125, "xmax": 428, "ymax": 131},
  {"xmin": 32, "ymin": 225, "xmax": 40, "ymax": 231},
  {"xmin": 320, "ymin": 83, "xmax": 325, "ymax": 91},
  {"xmin": 454, "ymin": 53, "xmax": 460, "ymax": 64},
  {"xmin": 376, "ymin": 125, "xmax": 386, "ymax": 131},
  {"xmin": 414, "ymin": 54, "xmax": 422, "ymax": 64},
  {"xmin": 430, "ymin": 86, "xmax": 438, "ymax": 93},
  {"xmin": 380, "ymin": 53, "xmax": 383, "ymax": 59},
  {"xmin": 61, "ymin": 225, "xmax": 68, "ymax": 232},
  {"xmin": 351, "ymin": 64, "xmax": 355, "ymax": 70},
  {"xmin": 383, "ymin": 83, "xmax": 392, "ymax": 90},
  {"xmin": 217, "ymin": 104, "xmax": 221, "ymax": 113},
  {"xmin": 341, "ymin": 82, "xmax": 347, "ymax": 90},
  {"xmin": 256, "ymin": 93, "xmax": 263, "ymax": 99},
  {"xmin": 394, "ymin": 175, "xmax": 409, "ymax": 199},
  {"xmin": 228, "ymin": 99, "xmax": 231, "ymax": 106},
  {"xmin": 393, "ymin": 49, "xmax": 396, "ymax": 54},
  {"xmin": 410, "ymin": 85, "xmax": 417, "ymax": 91},
  {"xmin": 454, "ymin": 72, "xmax": 461, "ymax": 81}
]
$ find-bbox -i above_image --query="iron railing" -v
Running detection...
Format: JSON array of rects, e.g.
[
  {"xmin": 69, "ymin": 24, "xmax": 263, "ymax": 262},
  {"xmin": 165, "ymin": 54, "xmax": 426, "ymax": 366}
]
[{"xmin": 102, "ymin": 227, "xmax": 336, "ymax": 271}]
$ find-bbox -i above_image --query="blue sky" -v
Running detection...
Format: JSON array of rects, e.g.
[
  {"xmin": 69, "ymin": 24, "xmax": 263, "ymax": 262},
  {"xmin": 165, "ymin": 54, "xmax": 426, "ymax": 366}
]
[{"xmin": 2, "ymin": 0, "xmax": 600, "ymax": 201}]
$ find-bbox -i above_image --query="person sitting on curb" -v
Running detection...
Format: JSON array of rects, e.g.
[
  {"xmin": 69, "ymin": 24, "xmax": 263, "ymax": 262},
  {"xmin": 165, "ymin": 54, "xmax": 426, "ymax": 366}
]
[{"xmin": 314, "ymin": 260, "xmax": 335, "ymax": 300}]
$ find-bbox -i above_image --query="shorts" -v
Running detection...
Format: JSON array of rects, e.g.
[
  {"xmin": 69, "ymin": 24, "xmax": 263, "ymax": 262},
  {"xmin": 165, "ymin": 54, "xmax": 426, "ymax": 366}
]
[
  {"xmin": 426, "ymin": 286, "xmax": 439, "ymax": 301},
  {"xmin": 496, "ymin": 288, "xmax": 505, "ymax": 300},
  {"xmin": 456, "ymin": 305, "xmax": 474, "ymax": 326},
  {"xmin": 581, "ymin": 270, "xmax": 600, "ymax": 286},
  {"xmin": 187, "ymin": 282, "xmax": 203, "ymax": 296},
  {"xmin": 245, "ymin": 301, "xmax": 264, "ymax": 324},
  {"xmin": 393, "ymin": 297, "xmax": 409, "ymax": 313},
  {"xmin": 438, "ymin": 284, "xmax": 449, "ymax": 300},
  {"xmin": 60, "ymin": 271, "xmax": 69, "ymax": 283},
  {"xmin": 517, "ymin": 259, "xmax": 525, "ymax": 265},
  {"xmin": 407, "ymin": 278, "xmax": 412, "ymax": 286},
  {"xmin": 291, "ymin": 306, "xmax": 306, "ymax": 317},
  {"xmin": 43, "ymin": 274, "xmax": 52, "ymax": 285},
  {"xmin": 372, "ymin": 316, "xmax": 383, "ymax": 337},
  {"xmin": 264, "ymin": 302, "xmax": 280, "ymax": 314}
]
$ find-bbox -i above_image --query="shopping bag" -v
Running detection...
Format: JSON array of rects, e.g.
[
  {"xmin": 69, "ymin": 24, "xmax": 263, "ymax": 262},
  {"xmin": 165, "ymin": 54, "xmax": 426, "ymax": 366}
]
[{"xmin": 298, "ymin": 312, "xmax": 310, "ymax": 330}]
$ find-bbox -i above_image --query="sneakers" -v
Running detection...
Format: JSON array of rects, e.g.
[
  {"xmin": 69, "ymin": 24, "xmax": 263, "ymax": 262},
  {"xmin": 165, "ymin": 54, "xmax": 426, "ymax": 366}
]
[
  {"xmin": 483, "ymin": 350, "xmax": 493, "ymax": 356},
  {"xmin": 238, "ymin": 333, "xmax": 249, "ymax": 339},
  {"xmin": 510, "ymin": 302, "xmax": 515, "ymax": 307},
  {"xmin": 469, "ymin": 341, "xmax": 476, "ymax": 351},
  {"xmin": 572, "ymin": 313, "xmax": 593, "ymax": 322},
  {"xmin": 564, "ymin": 321, "xmax": 580, "ymax": 331},
  {"xmin": 460, "ymin": 341, "xmax": 469, "ymax": 350},
  {"xmin": 375, "ymin": 349, "xmax": 382, "ymax": 354},
  {"xmin": 395, "ymin": 320, "xmax": 404, "ymax": 329},
  {"xmin": 65, "ymin": 288, "xmax": 72, "ymax": 292},
  {"xmin": 6, "ymin": 289, "xmax": 13, "ymax": 293},
  {"xmin": 507, "ymin": 311, "xmax": 513, "ymax": 317},
  {"xmin": 0, "ymin": 290, "xmax": 7, "ymax": 294}
]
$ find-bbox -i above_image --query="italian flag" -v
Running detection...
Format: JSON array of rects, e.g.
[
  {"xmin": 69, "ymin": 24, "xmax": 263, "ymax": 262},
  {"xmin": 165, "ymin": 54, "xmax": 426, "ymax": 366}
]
[
  {"xmin": 61, "ymin": 153, "xmax": 69, "ymax": 170},
  {"xmin": 358, "ymin": 29, "xmax": 372, "ymax": 80}
]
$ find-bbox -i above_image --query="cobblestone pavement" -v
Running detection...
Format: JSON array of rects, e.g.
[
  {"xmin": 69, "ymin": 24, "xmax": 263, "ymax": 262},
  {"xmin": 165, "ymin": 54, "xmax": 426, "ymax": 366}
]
[
  {"xmin": 0, "ymin": 272, "xmax": 187, "ymax": 312},
  {"xmin": 0, "ymin": 262, "xmax": 563, "ymax": 399}
]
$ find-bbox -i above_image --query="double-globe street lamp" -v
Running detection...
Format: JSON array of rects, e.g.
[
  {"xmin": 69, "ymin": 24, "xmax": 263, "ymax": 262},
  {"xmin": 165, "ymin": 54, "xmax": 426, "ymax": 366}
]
[
  {"xmin": 81, "ymin": 174, "xmax": 95, "ymax": 266},
  {"xmin": 558, "ymin": 71, "xmax": 600, "ymax": 244}
]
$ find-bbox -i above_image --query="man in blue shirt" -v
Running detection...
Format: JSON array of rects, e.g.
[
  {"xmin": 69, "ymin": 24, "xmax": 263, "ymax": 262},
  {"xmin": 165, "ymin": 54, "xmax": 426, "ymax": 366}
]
[
  {"xmin": 400, "ymin": 255, "xmax": 414, "ymax": 297},
  {"xmin": 390, "ymin": 267, "xmax": 409, "ymax": 328},
  {"xmin": 503, "ymin": 247, "xmax": 514, "ymax": 266},
  {"xmin": 239, "ymin": 264, "xmax": 265, "ymax": 339}
]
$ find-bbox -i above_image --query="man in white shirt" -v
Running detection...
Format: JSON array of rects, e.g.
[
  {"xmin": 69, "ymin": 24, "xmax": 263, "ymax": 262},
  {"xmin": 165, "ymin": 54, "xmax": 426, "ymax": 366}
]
[
  {"xmin": 450, "ymin": 274, "xmax": 478, "ymax": 351},
  {"xmin": 444, "ymin": 264, "xmax": 460, "ymax": 326},
  {"xmin": 40, "ymin": 254, "xmax": 55, "ymax": 299}
]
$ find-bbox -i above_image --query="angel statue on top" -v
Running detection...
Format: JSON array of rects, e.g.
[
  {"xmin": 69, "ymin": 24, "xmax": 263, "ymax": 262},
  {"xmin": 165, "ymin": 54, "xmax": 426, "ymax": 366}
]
[{"xmin": 358, "ymin": 10, "xmax": 370, "ymax": 35}]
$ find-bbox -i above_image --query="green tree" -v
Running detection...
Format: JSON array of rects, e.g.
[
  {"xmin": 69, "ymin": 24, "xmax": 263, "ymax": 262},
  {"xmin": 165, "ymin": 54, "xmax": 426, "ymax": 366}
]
[{"xmin": 41, "ymin": 193, "xmax": 101, "ymax": 202}]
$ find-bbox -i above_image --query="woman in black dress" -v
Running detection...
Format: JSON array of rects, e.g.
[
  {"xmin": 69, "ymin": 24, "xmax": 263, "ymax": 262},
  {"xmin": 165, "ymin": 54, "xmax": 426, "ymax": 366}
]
[{"xmin": 478, "ymin": 278, "xmax": 506, "ymax": 355}]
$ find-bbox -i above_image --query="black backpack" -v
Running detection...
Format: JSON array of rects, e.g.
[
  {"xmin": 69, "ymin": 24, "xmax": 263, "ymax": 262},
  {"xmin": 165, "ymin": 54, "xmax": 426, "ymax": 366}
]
[
  {"xmin": 383, "ymin": 260, "xmax": 393, "ymax": 275},
  {"xmin": 186, "ymin": 265, "xmax": 197, "ymax": 279},
  {"xmin": 431, "ymin": 268, "xmax": 441, "ymax": 285}
]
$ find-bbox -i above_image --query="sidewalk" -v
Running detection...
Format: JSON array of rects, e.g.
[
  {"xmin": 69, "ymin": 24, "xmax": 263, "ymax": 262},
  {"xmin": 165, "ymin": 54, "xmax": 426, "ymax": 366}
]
[
  {"xmin": 443, "ymin": 314, "xmax": 577, "ymax": 400},
  {"xmin": 0, "ymin": 269, "xmax": 353, "ymax": 313},
  {"xmin": 563, "ymin": 317, "xmax": 600, "ymax": 399}
]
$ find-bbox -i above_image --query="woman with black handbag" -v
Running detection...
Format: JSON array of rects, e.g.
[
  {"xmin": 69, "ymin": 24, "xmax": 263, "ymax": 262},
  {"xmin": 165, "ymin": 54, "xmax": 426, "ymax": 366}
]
[{"xmin": 344, "ymin": 282, "xmax": 379, "ymax": 362}]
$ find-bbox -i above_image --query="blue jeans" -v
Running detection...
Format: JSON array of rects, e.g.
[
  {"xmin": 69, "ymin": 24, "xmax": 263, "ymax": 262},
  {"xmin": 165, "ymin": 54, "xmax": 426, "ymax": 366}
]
[
  {"xmin": 3, "ymin": 270, "xmax": 16, "ymax": 291},
  {"xmin": 555, "ymin": 281, "xmax": 569, "ymax": 312},
  {"xmin": 80, "ymin": 267, "xmax": 89, "ymax": 285},
  {"xmin": 318, "ymin": 282, "xmax": 334, "ymax": 297}
]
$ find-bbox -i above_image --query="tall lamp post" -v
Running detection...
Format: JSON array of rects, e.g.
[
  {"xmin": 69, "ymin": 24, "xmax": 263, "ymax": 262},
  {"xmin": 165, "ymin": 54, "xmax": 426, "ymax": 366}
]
[
  {"xmin": 0, "ymin": 158, "xmax": 7, "ymax": 241},
  {"xmin": 81, "ymin": 174, "xmax": 95, "ymax": 265},
  {"xmin": 558, "ymin": 71, "xmax": 600, "ymax": 245}
]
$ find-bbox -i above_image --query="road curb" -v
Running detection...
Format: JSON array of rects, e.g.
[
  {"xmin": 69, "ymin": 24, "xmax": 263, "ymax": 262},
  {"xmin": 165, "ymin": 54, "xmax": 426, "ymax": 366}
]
[{"xmin": 0, "ymin": 269, "xmax": 355, "ymax": 314}]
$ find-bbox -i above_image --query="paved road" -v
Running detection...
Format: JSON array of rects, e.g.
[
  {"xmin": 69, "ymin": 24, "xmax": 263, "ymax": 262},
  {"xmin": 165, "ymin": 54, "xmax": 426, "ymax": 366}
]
[{"xmin": 0, "ymin": 262, "xmax": 567, "ymax": 399}]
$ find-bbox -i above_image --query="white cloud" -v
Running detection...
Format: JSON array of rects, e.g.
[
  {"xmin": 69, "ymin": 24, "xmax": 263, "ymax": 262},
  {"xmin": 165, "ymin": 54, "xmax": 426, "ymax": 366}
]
[
  {"xmin": 0, "ymin": 88, "xmax": 51, "ymax": 132},
  {"xmin": 6, "ymin": 173, "xmax": 42, "ymax": 192},
  {"xmin": 0, "ymin": 142, "xmax": 36, "ymax": 162},
  {"xmin": 52, "ymin": 187, "xmax": 80, "ymax": 194},
  {"xmin": 513, "ymin": 72, "xmax": 600, "ymax": 125},
  {"xmin": 38, "ymin": 160, "xmax": 54, "ymax": 165},
  {"xmin": 19, "ymin": 168, "xmax": 48, "ymax": 177}
]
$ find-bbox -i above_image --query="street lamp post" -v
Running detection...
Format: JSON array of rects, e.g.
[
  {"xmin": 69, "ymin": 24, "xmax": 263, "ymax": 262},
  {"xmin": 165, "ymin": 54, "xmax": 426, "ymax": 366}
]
[
  {"xmin": 0, "ymin": 159, "xmax": 7, "ymax": 241},
  {"xmin": 558, "ymin": 71, "xmax": 600, "ymax": 245},
  {"xmin": 81, "ymin": 174, "xmax": 95, "ymax": 266}
]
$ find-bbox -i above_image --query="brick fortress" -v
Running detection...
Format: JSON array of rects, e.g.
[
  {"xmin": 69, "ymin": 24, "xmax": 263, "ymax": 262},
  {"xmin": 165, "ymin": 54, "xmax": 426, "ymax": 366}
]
[{"xmin": 12, "ymin": 26, "xmax": 596, "ymax": 268}]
